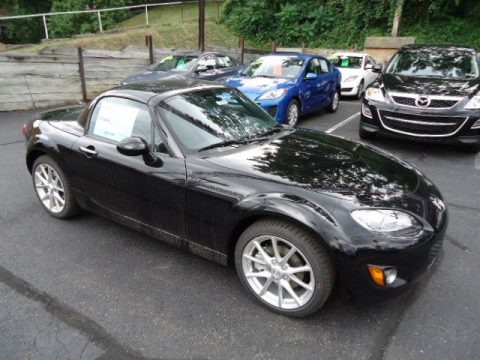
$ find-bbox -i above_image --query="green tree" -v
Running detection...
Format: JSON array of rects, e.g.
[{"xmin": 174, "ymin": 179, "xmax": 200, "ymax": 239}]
[
  {"xmin": 48, "ymin": 0, "xmax": 130, "ymax": 38},
  {"xmin": 0, "ymin": 0, "xmax": 53, "ymax": 43}
]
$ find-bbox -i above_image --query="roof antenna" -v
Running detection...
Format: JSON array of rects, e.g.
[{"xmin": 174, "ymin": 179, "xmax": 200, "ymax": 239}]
[{"xmin": 24, "ymin": 75, "xmax": 38, "ymax": 114}]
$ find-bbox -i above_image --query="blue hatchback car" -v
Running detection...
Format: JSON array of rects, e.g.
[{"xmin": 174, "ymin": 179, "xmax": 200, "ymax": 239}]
[{"xmin": 224, "ymin": 53, "xmax": 342, "ymax": 125}]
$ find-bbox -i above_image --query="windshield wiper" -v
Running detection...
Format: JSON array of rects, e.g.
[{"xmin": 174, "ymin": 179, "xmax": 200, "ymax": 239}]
[
  {"xmin": 254, "ymin": 125, "xmax": 294, "ymax": 138},
  {"xmin": 197, "ymin": 138, "xmax": 260, "ymax": 152}
]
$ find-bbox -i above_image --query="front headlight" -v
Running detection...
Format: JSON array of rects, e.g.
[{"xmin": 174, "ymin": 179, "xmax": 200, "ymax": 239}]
[
  {"xmin": 365, "ymin": 87, "xmax": 385, "ymax": 102},
  {"xmin": 351, "ymin": 209, "xmax": 421, "ymax": 232},
  {"xmin": 257, "ymin": 89, "xmax": 288, "ymax": 100},
  {"xmin": 464, "ymin": 95, "xmax": 480, "ymax": 110},
  {"xmin": 344, "ymin": 75, "xmax": 359, "ymax": 83}
]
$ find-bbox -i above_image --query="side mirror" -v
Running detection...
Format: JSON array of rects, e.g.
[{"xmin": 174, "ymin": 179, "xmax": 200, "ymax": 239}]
[
  {"xmin": 117, "ymin": 137, "xmax": 163, "ymax": 167},
  {"xmin": 372, "ymin": 64, "xmax": 383, "ymax": 73},
  {"xmin": 304, "ymin": 72, "xmax": 318, "ymax": 80},
  {"xmin": 364, "ymin": 64, "xmax": 373, "ymax": 70},
  {"xmin": 117, "ymin": 136, "xmax": 149, "ymax": 156},
  {"xmin": 195, "ymin": 65, "xmax": 210, "ymax": 73}
]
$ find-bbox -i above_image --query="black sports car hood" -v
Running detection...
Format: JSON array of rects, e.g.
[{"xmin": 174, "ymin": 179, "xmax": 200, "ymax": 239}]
[
  {"xmin": 204, "ymin": 129, "xmax": 442, "ymax": 211},
  {"xmin": 380, "ymin": 73, "xmax": 479, "ymax": 97}
]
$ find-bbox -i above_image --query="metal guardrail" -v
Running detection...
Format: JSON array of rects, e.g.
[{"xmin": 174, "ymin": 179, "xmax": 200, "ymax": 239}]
[{"xmin": 0, "ymin": 0, "xmax": 221, "ymax": 40}]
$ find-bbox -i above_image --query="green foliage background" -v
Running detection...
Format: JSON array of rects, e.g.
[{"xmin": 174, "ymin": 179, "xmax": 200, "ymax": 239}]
[
  {"xmin": 221, "ymin": 0, "xmax": 480, "ymax": 50},
  {"xmin": 1, "ymin": 0, "xmax": 479, "ymax": 49}
]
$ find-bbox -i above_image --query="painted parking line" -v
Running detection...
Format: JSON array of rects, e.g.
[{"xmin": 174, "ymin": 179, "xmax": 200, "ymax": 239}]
[{"xmin": 325, "ymin": 112, "xmax": 360, "ymax": 134}]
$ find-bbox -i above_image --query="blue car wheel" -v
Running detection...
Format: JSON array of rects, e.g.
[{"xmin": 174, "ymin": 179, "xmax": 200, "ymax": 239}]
[{"xmin": 286, "ymin": 100, "xmax": 300, "ymax": 126}]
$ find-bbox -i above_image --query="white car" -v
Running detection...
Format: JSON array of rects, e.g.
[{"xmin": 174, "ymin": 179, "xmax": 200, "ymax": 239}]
[{"xmin": 330, "ymin": 52, "xmax": 379, "ymax": 98}]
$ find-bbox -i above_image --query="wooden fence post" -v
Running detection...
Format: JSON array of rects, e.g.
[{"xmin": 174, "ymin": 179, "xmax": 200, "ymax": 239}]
[
  {"xmin": 77, "ymin": 47, "xmax": 88, "ymax": 102},
  {"xmin": 146, "ymin": 35, "xmax": 154, "ymax": 64}
]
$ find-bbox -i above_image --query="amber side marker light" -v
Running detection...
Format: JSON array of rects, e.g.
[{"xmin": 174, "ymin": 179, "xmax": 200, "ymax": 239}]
[
  {"xmin": 368, "ymin": 265, "xmax": 398, "ymax": 287},
  {"xmin": 368, "ymin": 265, "xmax": 386, "ymax": 286}
]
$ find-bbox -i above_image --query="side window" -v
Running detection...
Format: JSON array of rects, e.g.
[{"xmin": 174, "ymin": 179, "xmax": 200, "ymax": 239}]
[
  {"xmin": 307, "ymin": 58, "xmax": 321, "ymax": 75},
  {"xmin": 88, "ymin": 97, "xmax": 151, "ymax": 144},
  {"xmin": 197, "ymin": 55, "xmax": 216, "ymax": 70},
  {"xmin": 217, "ymin": 55, "xmax": 234, "ymax": 68},
  {"xmin": 319, "ymin": 59, "xmax": 330, "ymax": 74}
]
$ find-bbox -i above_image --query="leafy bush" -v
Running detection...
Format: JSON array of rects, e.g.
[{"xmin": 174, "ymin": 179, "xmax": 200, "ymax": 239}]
[{"xmin": 48, "ymin": 0, "xmax": 130, "ymax": 38}]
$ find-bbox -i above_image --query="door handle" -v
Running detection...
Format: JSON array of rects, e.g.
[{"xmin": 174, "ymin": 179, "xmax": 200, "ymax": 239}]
[{"xmin": 79, "ymin": 145, "xmax": 98, "ymax": 158}]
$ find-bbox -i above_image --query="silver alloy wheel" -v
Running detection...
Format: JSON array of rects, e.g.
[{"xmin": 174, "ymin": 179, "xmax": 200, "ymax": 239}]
[
  {"xmin": 34, "ymin": 163, "xmax": 66, "ymax": 214},
  {"xmin": 331, "ymin": 91, "xmax": 339, "ymax": 110},
  {"xmin": 287, "ymin": 102, "xmax": 299, "ymax": 126},
  {"xmin": 242, "ymin": 235, "xmax": 315, "ymax": 310}
]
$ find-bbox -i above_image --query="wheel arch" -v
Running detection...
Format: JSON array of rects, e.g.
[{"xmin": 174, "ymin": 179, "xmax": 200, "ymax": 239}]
[
  {"xmin": 226, "ymin": 195, "xmax": 337, "ymax": 265},
  {"xmin": 26, "ymin": 148, "xmax": 47, "ymax": 173}
]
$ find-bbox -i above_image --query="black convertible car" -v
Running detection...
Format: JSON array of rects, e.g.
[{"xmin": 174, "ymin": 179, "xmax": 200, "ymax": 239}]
[{"xmin": 22, "ymin": 79, "xmax": 447, "ymax": 317}]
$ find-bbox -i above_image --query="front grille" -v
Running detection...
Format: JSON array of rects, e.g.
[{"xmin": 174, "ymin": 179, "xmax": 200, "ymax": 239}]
[
  {"xmin": 391, "ymin": 95, "xmax": 460, "ymax": 109},
  {"xmin": 379, "ymin": 110, "xmax": 467, "ymax": 137}
]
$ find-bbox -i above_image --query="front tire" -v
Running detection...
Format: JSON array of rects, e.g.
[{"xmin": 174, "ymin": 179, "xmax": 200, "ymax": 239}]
[
  {"xmin": 285, "ymin": 99, "xmax": 300, "ymax": 126},
  {"xmin": 235, "ymin": 218, "xmax": 335, "ymax": 317},
  {"xmin": 356, "ymin": 81, "xmax": 364, "ymax": 100},
  {"xmin": 326, "ymin": 90, "xmax": 340, "ymax": 113},
  {"xmin": 32, "ymin": 155, "xmax": 80, "ymax": 219}
]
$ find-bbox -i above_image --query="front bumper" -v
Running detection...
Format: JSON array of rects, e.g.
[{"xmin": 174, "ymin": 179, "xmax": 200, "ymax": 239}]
[
  {"xmin": 360, "ymin": 99, "xmax": 480, "ymax": 145},
  {"xmin": 252, "ymin": 98, "xmax": 287, "ymax": 123},
  {"xmin": 341, "ymin": 83, "xmax": 360, "ymax": 96},
  {"xmin": 336, "ymin": 221, "xmax": 446, "ymax": 301}
]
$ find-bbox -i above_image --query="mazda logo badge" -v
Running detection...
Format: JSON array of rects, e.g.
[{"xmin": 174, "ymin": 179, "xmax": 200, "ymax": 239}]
[{"xmin": 415, "ymin": 96, "xmax": 431, "ymax": 107}]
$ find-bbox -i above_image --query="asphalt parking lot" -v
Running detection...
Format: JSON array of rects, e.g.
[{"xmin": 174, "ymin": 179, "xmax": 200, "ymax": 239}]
[{"xmin": 1, "ymin": 99, "xmax": 479, "ymax": 360}]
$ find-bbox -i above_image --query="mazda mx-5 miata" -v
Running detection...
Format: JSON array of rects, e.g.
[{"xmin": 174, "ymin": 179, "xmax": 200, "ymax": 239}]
[{"xmin": 23, "ymin": 79, "xmax": 447, "ymax": 317}]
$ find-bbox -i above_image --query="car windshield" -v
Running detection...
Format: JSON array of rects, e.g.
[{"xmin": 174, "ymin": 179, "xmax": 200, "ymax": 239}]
[
  {"xmin": 242, "ymin": 56, "xmax": 305, "ymax": 79},
  {"xmin": 331, "ymin": 56, "xmax": 363, "ymax": 69},
  {"xmin": 386, "ymin": 48, "xmax": 479, "ymax": 79},
  {"xmin": 158, "ymin": 88, "xmax": 280, "ymax": 151},
  {"xmin": 151, "ymin": 55, "xmax": 197, "ymax": 72}
]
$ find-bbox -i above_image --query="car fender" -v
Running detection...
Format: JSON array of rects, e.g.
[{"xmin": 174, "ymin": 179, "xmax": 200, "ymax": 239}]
[{"xmin": 232, "ymin": 192, "xmax": 342, "ymax": 253}]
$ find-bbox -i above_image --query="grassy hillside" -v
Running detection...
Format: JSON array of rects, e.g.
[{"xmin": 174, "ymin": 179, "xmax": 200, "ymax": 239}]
[{"xmin": 8, "ymin": 2, "xmax": 264, "ymax": 53}]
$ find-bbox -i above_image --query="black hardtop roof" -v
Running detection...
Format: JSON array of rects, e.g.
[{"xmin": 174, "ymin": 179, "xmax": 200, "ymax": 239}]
[{"xmin": 104, "ymin": 77, "xmax": 226, "ymax": 104}]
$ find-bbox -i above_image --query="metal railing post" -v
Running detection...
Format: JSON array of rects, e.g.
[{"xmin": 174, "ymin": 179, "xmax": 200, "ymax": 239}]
[
  {"xmin": 97, "ymin": 11, "xmax": 103, "ymax": 32},
  {"xmin": 42, "ymin": 15, "xmax": 49, "ymax": 39},
  {"xmin": 145, "ymin": 5, "xmax": 149, "ymax": 25}
]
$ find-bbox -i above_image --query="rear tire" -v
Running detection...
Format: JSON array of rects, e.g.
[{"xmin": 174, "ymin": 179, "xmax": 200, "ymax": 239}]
[
  {"xmin": 32, "ymin": 155, "xmax": 80, "ymax": 219},
  {"xmin": 326, "ymin": 90, "xmax": 340, "ymax": 113},
  {"xmin": 235, "ymin": 218, "xmax": 335, "ymax": 317}
]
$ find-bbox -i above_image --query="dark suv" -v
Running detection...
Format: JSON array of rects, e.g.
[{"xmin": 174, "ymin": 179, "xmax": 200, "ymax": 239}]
[{"xmin": 359, "ymin": 45, "xmax": 480, "ymax": 153}]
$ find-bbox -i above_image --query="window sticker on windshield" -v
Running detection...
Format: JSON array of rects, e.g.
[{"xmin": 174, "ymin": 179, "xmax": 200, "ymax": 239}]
[
  {"xmin": 93, "ymin": 101, "xmax": 138, "ymax": 142},
  {"xmin": 161, "ymin": 55, "xmax": 174, "ymax": 63},
  {"xmin": 341, "ymin": 59, "xmax": 350, "ymax": 67}
]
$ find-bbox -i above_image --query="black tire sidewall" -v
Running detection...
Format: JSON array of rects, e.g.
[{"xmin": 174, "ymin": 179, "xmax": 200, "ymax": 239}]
[
  {"xmin": 32, "ymin": 155, "xmax": 78, "ymax": 219},
  {"xmin": 285, "ymin": 100, "xmax": 299, "ymax": 126},
  {"xmin": 235, "ymin": 219, "xmax": 334, "ymax": 317},
  {"xmin": 327, "ymin": 90, "xmax": 340, "ymax": 113}
]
